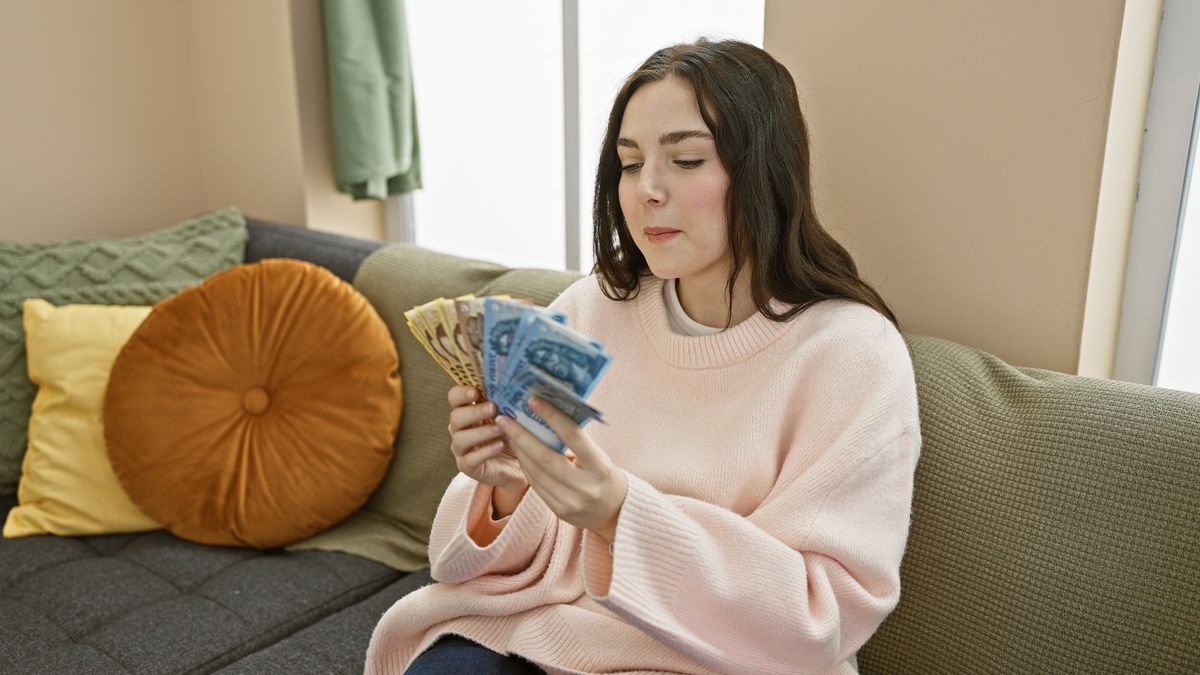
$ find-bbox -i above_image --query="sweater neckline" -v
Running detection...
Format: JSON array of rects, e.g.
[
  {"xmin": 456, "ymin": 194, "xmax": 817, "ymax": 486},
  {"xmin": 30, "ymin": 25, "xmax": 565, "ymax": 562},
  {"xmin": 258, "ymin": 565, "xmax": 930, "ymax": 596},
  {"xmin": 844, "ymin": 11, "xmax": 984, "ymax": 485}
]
[
  {"xmin": 635, "ymin": 275, "xmax": 796, "ymax": 368},
  {"xmin": 663, "ymin": 277, "xmax": 724, "ymax": 336}
]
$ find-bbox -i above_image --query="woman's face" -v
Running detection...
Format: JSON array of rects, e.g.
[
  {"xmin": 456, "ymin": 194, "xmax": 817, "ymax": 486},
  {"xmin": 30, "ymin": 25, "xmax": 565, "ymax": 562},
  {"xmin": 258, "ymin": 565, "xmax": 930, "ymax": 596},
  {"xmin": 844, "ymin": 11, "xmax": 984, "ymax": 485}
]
[{"xmin": 617, "ymin": 76, "xmax": 732, "ymax": 285}]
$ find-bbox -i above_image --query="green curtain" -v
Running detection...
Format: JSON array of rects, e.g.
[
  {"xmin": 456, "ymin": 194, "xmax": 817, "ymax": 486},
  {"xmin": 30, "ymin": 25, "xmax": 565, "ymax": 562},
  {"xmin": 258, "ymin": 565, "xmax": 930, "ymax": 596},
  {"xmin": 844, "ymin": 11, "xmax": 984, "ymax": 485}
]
[{"xmin": 322, "ymin": 0, "xmax": 422, "ymax": 199}]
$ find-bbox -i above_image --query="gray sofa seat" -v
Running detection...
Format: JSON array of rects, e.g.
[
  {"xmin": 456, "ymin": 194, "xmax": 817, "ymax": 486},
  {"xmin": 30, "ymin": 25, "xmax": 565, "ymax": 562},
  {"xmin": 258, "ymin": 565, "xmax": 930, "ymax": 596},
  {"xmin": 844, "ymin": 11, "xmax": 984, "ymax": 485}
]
[
  {"xmin": 214, "ymin": 570, "xmax": 434, "ymax": 674},
  {"xmin": 0, "ymin": 494, "xmax": 406, "ymax": 675}
]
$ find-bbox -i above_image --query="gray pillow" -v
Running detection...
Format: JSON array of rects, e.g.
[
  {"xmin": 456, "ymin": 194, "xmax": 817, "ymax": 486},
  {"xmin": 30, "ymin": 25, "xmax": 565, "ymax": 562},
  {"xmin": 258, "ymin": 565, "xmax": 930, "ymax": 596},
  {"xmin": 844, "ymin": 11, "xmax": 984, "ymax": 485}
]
[{"xmin": 0, "ymin": 207, "xmax": 248, "ymax": 495}]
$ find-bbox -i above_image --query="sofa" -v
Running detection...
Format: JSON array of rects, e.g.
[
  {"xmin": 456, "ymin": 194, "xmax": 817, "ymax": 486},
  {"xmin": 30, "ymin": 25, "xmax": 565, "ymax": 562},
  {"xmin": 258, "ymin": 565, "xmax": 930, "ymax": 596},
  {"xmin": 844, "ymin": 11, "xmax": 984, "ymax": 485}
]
[{"xmin": 2, "ymin": 216, "xmax": 1198, "ymax": 674}]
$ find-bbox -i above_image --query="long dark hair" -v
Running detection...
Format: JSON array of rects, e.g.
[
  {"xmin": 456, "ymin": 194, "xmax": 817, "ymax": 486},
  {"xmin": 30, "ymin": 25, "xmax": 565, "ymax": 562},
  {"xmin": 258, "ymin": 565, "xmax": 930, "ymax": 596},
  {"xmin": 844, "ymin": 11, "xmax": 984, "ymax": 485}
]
[{"xmin": 592, "ymin": 38, "xmax": 899, "ymax": 330}]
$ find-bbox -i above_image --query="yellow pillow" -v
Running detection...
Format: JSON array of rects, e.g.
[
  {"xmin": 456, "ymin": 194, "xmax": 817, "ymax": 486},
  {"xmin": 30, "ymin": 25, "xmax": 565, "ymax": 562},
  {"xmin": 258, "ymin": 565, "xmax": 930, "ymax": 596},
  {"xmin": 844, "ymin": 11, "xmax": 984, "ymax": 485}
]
[{"xmin": 2, "ymin": 299, "xmax": 160, "ymax": 538}]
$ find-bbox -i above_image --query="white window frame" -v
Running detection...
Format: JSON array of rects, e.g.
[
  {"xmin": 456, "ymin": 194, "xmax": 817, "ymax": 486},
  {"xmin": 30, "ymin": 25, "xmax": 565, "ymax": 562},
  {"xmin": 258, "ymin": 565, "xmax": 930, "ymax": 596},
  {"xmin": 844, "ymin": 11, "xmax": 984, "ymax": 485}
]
[
  {"xmin": 1114, "ymin": 0, "xmax": 1200, "ymax": 386},
  {"xmin": 562, "ymin": 0, "xmax": 581, "ymax": 271}
]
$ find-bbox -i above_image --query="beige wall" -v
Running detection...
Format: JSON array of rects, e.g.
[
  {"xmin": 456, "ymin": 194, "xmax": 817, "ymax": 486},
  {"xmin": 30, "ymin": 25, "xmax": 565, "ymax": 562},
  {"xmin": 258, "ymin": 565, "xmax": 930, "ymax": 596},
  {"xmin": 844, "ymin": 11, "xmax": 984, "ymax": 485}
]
[
  {"xmin": 0, "ymin": 0, "xmax": 382, "ymax": 244},
  {"xmin": 765, "ymin": 0, "xmax": 1158, "ymax": 376},
  {"xmin": 183, "ymin": 0, "xmax": 307, "ymax": 229},
  {"xmin": 0, "ymin": 0, "xmax": 203, "ymax": 241},
  {"xmin": 2, "ymin": 1, "xmax": 1160, "ymax": 375}
]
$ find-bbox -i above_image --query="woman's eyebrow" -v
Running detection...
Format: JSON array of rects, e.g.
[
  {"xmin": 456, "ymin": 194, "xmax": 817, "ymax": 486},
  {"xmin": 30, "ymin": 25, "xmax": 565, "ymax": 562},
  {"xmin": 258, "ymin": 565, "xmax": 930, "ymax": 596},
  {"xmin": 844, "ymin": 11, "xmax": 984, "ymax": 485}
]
[{"xmin": 616, "ymin": 130, "xmax": 713, "ymax": 149}]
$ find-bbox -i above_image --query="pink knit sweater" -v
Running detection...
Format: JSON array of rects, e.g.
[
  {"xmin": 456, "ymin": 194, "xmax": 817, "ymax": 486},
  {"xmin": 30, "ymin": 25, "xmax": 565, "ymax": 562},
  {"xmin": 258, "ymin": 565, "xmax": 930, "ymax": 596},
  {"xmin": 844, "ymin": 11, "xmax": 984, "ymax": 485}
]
[{"xmin": 365, "ymin": 275, "xmax": 922, "ymax": 675}]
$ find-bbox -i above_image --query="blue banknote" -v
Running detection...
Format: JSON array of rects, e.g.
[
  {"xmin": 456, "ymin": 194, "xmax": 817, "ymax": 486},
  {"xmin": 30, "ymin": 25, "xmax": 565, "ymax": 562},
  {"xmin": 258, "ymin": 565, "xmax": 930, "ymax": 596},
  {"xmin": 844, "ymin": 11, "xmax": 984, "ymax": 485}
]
[
  {"xmin": 493, "ymin": 312, "xmax": 612, "ymax": 452},
  {"xmin": 481, "ymin": 298, "xmax": 565, "ymax": 401},
  {"xmin": 495, "ymin": 366, "xmax": 606, "ymax": 453},
  {"xmin": 499, "ymin": 312, "xmax": 611, "ymax": 398}
]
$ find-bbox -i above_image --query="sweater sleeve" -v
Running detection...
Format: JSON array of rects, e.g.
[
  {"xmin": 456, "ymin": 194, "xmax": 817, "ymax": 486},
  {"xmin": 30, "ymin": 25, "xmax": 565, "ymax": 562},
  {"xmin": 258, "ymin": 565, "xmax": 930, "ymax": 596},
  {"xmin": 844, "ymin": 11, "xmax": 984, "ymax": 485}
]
[
  {"xmin": 425, "ymin": 277, "xmax": 592, "ymax": 581},
  {"xmin": 581, "ymin": 324, "xmax": 922, "ymax": 675},
  {"xmin": 427, "ymin": 472, "xmax": 560, "ymax": 582}
]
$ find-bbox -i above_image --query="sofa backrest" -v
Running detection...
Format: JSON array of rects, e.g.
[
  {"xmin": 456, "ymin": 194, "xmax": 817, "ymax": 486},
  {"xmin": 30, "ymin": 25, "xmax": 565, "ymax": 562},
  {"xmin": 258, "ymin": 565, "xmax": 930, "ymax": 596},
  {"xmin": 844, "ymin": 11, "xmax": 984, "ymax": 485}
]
[
  {"xmin": 244, "ymin": 217, "xmax": 387, "ymax": 282},
  {"xmin": 858, "ymin": 334, "xmax": 1200, "ymax": 673}
]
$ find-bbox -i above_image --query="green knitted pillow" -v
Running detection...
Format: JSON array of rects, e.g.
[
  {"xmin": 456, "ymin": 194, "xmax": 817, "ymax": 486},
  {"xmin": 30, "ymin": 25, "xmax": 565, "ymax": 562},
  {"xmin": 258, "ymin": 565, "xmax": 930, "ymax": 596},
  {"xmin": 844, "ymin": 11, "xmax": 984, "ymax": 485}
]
[{"xmin": 0, "ymin": 207, "xmax": 248, "ymax": 495}]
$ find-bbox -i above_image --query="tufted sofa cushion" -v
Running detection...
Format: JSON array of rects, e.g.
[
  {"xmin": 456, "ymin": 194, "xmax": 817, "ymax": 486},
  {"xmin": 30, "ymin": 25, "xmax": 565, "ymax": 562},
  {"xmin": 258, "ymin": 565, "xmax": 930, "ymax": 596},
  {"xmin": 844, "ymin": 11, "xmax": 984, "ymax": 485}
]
[
  {"xmin": 0, "ymin": 495, "xmax": 404, "ymax": 674},
  {"xmin": 214, "ymin": 569, "xmax": 435, "ymax": 674}
]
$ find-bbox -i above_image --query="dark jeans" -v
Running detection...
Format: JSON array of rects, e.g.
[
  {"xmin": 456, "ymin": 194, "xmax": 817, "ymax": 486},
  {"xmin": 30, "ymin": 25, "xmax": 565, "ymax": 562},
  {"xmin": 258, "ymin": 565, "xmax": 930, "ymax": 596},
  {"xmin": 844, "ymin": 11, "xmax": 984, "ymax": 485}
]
[{"xmin": 404, "ymin": 633, "xmax": 547, "ymax": 674}]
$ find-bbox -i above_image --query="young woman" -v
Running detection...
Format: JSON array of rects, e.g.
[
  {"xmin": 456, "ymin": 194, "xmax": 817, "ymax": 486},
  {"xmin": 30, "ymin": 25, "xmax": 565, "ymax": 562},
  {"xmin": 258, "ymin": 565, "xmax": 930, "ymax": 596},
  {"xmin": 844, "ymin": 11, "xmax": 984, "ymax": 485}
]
[{"xmin": 367, "ymin": 38, "xmax": 921, "ymax": 675}]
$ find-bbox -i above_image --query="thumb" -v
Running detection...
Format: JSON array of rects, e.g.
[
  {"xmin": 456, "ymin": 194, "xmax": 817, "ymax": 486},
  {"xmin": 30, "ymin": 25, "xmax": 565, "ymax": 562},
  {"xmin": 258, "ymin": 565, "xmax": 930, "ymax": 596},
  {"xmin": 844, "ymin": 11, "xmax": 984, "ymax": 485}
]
[{"xmin": 529, "ymin": 396, "xmax": 603, "ymax": 467}]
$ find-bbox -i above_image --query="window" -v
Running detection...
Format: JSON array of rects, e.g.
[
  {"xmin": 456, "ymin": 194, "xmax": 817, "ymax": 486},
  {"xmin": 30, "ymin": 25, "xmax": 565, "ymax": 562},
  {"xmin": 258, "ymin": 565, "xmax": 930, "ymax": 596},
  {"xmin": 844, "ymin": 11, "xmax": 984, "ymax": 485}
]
[
  {"xmin": 1115, "ymin": 0, "xmax": 1200, "ymax": 393},
  {"xmin": 1156, "ymin": 89, "xmax": 1200, "ymax": 393},
  {"xmin": 405, "ymin": 1, "xmax": 565, "ymax": 270},
  {"xmin": 404, "ymin": 1, "xmax": 765, "ymax": 272}
]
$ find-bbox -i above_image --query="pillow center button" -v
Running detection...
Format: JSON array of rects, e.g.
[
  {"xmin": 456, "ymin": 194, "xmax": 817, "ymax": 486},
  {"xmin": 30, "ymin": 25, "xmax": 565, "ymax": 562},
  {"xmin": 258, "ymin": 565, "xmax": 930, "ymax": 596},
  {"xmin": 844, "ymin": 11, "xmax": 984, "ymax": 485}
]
[{"xmin": 243, "ymin": 386, "xmax": 270, "ymax": 415}]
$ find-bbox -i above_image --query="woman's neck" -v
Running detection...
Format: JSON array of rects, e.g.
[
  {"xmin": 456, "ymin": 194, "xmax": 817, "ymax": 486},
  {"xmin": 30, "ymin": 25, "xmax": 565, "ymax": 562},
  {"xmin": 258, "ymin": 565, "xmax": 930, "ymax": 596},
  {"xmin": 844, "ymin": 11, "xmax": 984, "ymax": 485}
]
[{"xmin": 676, "ymin": 267, "xmax": 757, "ymax": 329}]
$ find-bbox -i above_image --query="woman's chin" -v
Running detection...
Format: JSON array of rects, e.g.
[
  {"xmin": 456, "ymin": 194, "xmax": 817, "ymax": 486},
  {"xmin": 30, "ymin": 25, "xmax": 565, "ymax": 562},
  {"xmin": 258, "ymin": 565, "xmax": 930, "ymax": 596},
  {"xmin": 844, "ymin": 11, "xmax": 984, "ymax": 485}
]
[
  {"xmin": 644, "ymin": 262, "xmax": 686, "ymax": 281},
  {"xmin": 638, "ymin": 254, "xmax": 687, "ymax": 279}
]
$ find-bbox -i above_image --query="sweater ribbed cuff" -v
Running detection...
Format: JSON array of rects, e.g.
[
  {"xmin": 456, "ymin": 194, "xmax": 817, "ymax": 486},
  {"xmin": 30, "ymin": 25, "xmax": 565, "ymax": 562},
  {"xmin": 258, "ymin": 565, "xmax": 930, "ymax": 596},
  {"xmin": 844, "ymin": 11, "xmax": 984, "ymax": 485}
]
[
  {"xmin": 585, "ymin": 472, "xmax": 691, "ymax": 616},
  {"xmin": 435, "ymin": 478, "xmax": 552, "ymax": 582}
]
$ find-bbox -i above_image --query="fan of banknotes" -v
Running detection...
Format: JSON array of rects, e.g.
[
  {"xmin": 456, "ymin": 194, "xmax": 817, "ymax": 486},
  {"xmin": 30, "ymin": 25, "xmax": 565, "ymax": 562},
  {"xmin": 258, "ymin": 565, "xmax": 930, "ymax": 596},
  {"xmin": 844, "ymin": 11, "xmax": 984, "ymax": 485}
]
[{"xmin": 404, "ymin": 295, "xmax": 611, "ymax": 453}]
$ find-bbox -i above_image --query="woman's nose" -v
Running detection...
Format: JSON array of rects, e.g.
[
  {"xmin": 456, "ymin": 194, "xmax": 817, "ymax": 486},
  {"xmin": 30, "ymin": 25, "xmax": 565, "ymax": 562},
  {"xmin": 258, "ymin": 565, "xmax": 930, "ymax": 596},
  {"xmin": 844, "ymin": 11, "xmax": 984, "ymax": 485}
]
[{"xmin": 637, "ymin": 165, "xmax": 665, "ymax": 205}]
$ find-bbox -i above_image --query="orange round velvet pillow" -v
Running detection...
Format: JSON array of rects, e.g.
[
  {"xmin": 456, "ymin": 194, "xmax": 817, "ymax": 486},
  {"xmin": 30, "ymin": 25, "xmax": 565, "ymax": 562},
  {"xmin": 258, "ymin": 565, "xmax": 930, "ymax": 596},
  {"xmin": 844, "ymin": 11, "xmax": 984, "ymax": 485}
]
[{"xmin": 104, "ymin": 258, "xmax": 401, "ymax": 549}]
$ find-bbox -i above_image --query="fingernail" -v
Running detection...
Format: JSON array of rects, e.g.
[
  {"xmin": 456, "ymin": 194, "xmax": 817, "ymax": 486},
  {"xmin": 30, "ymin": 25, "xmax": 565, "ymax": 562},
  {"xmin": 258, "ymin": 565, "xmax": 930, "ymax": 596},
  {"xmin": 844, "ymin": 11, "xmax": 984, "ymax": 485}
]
[
  {"xmin": 467, "ymin": 389, "xmax": 477, "ymax": 402},
  {"xmin": 529, "ymin": 398, "xmax": 541, "ymax": 412},
  {"xmin": 496, "ymin": 417, "xmax": 510, "ymax": 428}
]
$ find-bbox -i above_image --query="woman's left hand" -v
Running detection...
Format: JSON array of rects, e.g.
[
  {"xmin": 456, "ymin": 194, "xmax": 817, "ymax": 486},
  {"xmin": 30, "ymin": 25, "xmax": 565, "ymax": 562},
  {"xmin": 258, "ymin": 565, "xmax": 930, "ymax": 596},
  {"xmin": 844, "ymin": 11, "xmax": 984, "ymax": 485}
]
[{"xmin": 496, "ymin": 397, "xmax": 628, "ymax": 544}]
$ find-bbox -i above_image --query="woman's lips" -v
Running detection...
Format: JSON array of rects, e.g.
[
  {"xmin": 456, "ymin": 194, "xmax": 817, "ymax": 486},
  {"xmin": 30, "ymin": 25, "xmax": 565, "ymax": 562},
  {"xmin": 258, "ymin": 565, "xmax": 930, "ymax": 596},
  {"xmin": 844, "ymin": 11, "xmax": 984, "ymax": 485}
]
[{"xmin": 645, "ymin": 229, "xmax": 680, "ymax": 243}]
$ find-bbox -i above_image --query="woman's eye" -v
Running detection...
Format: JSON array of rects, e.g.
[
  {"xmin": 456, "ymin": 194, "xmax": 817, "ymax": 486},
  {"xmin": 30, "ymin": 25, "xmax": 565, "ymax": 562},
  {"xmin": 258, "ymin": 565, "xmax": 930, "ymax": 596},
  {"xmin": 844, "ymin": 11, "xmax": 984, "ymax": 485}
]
[{"xmin": 620, "ymin": 160, "xmax": 704, "ymax": 175}]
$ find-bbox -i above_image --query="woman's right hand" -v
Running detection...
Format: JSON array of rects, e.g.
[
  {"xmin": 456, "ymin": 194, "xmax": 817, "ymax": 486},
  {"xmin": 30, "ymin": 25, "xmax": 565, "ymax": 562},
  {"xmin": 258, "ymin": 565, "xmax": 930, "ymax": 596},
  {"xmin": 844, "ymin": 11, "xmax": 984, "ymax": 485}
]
[{"xmin": 448, "ymin": 385, "xmax": 527, "ymax": 491}]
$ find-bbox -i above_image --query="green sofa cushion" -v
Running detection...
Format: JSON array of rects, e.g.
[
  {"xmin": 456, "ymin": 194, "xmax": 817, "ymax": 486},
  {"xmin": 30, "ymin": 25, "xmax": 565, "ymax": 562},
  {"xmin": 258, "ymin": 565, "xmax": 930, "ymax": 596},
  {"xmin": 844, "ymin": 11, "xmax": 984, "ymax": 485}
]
[
  {"xmin": 859, "ymin": 334, "xmax": 1200, "ymax": 673},
  {"xmin": 0, "ymin": 207, "xmax": 248, "ymax": 495},
  {"xmin": 286, "ymin": 243, "xmax": 581, "ymax": 571}
]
